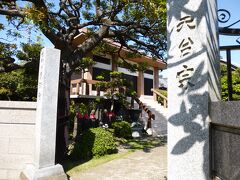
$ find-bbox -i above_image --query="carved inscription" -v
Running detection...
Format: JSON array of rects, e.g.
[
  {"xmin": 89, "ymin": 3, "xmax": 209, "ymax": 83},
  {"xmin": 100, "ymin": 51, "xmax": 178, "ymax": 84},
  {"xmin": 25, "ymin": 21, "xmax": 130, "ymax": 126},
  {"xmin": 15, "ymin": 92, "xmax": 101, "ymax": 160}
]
[{"xmin": 176, "ymin": 16, "xmax": 196, "ymax": 89}]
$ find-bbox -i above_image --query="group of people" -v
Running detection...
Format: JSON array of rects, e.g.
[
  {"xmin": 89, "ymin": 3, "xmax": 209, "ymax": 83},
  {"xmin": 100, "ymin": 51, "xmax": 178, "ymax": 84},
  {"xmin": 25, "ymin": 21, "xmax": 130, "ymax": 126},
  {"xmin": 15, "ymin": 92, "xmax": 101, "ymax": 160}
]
[{"xmin": 76, "ymin": 109, "xmax": 115, "ymax": 132}]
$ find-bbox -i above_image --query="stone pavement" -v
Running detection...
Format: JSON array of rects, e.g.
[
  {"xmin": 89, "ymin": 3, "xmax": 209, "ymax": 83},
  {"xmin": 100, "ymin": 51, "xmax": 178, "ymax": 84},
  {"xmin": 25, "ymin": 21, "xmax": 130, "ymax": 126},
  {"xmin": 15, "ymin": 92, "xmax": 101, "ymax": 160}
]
[{"xmin": 70, "ymin": 145, "xmax": 167, "ymax": 180}]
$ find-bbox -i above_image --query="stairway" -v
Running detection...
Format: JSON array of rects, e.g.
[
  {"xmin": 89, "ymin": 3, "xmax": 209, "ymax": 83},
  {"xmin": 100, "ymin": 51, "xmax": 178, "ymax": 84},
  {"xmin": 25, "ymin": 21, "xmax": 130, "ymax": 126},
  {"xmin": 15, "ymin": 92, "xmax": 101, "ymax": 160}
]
[{"xmin": 138, "ymin": 95, "xmax": 168, "ymax": 137}]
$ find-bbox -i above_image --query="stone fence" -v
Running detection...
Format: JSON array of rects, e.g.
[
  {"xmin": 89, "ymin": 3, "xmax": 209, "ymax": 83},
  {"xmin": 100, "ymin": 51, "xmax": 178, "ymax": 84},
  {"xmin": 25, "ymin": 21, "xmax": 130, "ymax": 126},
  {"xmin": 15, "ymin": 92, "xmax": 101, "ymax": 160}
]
[
  {"xmin": 211, "ymin": 101, "xmax": 240, "ymax": 179},
  {"xmin": 0, "ymin": 101, "xmax": 36, "ymax": 179},
  {"xmin": 0, "ymin": 48, "xmax": 67, "ymax": 180}
]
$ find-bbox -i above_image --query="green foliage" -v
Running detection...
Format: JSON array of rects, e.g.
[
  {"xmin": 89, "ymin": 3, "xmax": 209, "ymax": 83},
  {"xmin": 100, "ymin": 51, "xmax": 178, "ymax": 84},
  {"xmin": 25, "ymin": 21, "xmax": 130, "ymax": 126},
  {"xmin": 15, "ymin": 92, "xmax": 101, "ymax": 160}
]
[
  {"xmin": 75, "ymin": 57, "xmax": 96, "ymax": 73},
  {"xmin": 17, "ymin": 43, "xmax": 42, "ymax": 76},
  {"xmin": 0, "ymin": 71, "xmax": 18, "ymax": 100},
  {"xmin": 70, "ymin": 101, "xmax": 76, "ymax": 117},
  {"xmin": 0, "ymin": 0, "xmax": 167, "ymax": 133},
  {"xmin": 96, "ymin": 71, "xmax": 135, "ymax": 109},
  {"xmin": 70, "ymin": 128, "xmax": 117, "ymax": 160},
  {"xmin": 17, "ymin": 43, "xmax": 42, "ymax": 62},
  {"xmin": 98, "ymin": 71, "xmax": 131, "ymax": 93},
  {"xmin": 69, "ymin": 100, "xmax": 77, "ymax": 131},
  {"xmin": 221, "ymin": 64, "xmax": 240, "ymax": 101},
  {"xmin": 112, "ymin": 121, "xmax": 132, "ymax": 139},
  {"xmin": 117, "ymin": 59, "xmax": 149, "ymax": 72},
  {"xmin": 0, "ymin": 42, "xmax": 16, "ymax": 59},
  {"xmin": 154, "ymin": 89, "xmax": 167, "ymax": 105},
  {"xmin": 79, "ymin": 103, "xmax": 88, "ymax": 114},
  {"xmin": 64, "ymin": 151, "xmax": 132, "ymax": 175},
  {"xmin": 0, "ymin": 43, "xmax": 42, "ymax": 101},
  {"xmin": 0, "ymin": 69, "xmax": 37, "ymax": 101},
  {"xmin": 125, "ymin": 137, "xmax": 165, "ymax": 151},
  {"xmin": 96, "ymin": 75, "xmax": 104, "ymax": 81},
  {"xmin": 128, "ymin": 90, "xmax": 137, "ymax": 97},
  {"xmin": 0, "ymin": 0, "xmax": 167, "ymax": 63},
  {"xmin": 0, "ymin": 42, "xmax": 17, "ymax": 72},
  {"xmin": 92, "ymin": 41, "xmax": 118, "ymax": 56},
  {"xmin": 156, "ymin": 89, "xmax": 167, "ymax": 97},
  {"xmin": 138, "ymin": 62, "xmax": 149, "ymax": 72}
]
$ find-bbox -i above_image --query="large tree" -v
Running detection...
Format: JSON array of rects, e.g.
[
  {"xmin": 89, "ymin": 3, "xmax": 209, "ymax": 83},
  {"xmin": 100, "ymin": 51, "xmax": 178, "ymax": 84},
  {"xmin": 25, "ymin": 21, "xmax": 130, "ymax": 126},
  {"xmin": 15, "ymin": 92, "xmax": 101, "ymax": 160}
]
[
  {"xmin": 0, "ymin": 0, "xmax": 166, "ymax": 129},
  {"xmin": 0, "ymin": 42, "xmax": 42, "ymax": 100}
]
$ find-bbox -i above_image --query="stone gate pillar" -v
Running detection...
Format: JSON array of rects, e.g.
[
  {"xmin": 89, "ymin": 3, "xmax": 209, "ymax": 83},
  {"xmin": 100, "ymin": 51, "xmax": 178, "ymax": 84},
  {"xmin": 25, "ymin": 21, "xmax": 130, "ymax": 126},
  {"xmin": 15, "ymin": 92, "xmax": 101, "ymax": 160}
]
[
  {"xmin": 167, "ymin": 0, "xmax": 221, "ymax": 179},
  {"xmin": 21, "ymin": 48, "xmax": 67, "ymax": 179}
]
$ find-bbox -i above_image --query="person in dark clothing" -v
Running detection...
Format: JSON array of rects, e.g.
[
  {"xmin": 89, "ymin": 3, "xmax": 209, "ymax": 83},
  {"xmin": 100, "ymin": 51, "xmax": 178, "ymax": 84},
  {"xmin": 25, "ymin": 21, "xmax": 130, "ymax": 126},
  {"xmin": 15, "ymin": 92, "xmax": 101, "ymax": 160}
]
[
  {"xmin": 102, "ymin": 109, "xmax": 109, "ymax": 127},
  {"xmin": 90, "ymin": 109, "xmax": 99, "ymax": 127}
]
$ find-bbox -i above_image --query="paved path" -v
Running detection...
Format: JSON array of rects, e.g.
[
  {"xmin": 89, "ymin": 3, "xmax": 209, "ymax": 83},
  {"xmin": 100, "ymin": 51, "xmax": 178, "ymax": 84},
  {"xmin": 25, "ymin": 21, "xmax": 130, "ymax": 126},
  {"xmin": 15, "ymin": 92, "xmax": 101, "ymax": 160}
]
[
  {"xmin": 71, "ymin": 145, "xmax": 167, "ymax": 180},
  {"xmin": 152, "ymin": 110, "xmax": 167, "ymax": 137}
]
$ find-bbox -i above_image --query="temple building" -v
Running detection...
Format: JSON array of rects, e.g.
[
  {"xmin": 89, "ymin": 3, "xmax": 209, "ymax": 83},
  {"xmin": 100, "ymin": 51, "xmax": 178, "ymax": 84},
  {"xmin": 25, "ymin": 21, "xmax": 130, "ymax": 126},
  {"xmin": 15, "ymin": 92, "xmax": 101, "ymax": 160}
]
[{"xmin": 70, "ymin": 31, "xmax": 166, "ymax": 98}]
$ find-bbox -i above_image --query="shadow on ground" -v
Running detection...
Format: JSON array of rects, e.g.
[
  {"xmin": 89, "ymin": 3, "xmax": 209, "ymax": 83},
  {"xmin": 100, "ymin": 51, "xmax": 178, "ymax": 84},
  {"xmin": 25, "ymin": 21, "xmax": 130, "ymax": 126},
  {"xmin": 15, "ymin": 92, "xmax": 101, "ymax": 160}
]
[
  {"xmin": 62, "ymin": 135, "xmax": 167, "ymax": 176},
  {"xmin": 118, "ymin": 136, "xmax": 167, "ymax": 153}
]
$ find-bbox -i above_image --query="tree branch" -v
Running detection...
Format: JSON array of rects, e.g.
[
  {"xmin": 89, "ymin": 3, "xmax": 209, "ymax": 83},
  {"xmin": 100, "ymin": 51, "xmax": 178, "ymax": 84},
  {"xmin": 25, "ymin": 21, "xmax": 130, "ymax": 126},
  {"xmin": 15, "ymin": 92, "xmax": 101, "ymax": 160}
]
[
  {"xmin": 96, "ymin": 0, "xmax": 102, "ymax": 17},
  {"xmin": 71, "ymin": 26, "xmax": 110, "ymax": 69},
  {"xmin": 0, "ymin": 9, "xmax": 24, "ymax": 17}
]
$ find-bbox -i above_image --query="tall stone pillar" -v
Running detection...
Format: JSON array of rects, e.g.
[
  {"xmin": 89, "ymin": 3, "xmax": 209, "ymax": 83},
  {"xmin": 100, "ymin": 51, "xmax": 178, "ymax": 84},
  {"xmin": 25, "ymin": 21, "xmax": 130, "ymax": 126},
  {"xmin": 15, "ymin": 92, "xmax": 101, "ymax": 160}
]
[
  {"xmin": 20, "ymin": 48, "xmax": 67, "ymax": 179},
  {"xmin": 167, "ymin": 0, "xmax": 220, "ymax": 179},
  {"xmin": 137, "ymin": 71, "xmax": 144, "ymax": 97}
]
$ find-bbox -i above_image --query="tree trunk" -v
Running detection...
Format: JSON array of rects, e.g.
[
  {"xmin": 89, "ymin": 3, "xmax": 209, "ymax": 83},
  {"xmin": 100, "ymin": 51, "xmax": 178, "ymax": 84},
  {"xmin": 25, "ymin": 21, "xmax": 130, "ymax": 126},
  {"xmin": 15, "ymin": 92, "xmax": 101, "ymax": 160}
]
[
  {"xmin": 72, "ymin": 115, "xmax": 78, "ymax": 139},
  {"xmin": 55, "ymin": 62, "xmax": 71, "ymax": 163}
]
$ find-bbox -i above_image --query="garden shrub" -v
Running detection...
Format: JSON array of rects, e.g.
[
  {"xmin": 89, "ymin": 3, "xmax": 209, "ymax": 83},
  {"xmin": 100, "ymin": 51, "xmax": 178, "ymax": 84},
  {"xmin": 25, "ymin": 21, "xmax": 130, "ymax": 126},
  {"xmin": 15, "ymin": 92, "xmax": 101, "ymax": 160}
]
[
  {"xmin": 69, "ymin": 101, "xmax": 77, "ymax": 130},
  {"xmin": 156, "ymin": 89, "xmax": 167, "ymax": 105},
  {"xmin": 70, "ymin": 127, "xmax": 117, "ymax": 160},
  {"xmin": 112, "ymin": 121, "xmax": 132, "ymax": 139}
]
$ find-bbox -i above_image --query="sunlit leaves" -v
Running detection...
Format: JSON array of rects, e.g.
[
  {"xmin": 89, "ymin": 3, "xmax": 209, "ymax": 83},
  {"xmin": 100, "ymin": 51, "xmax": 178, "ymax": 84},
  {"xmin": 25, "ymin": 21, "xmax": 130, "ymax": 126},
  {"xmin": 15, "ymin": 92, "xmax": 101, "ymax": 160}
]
[
  {"xmin": 24, "ymin": 6, "xmax": 47, "ymax": 27},
  {"xmin": 82, "ymin": 11, "xmax": 94, "ymax": 20},
  {"xmin": 75, "ymin": 57, "xmax": 96, "ymax": 73},
  {"xmin": 92, "ymin": 41, "xmax": 118, "ymax": 55},
  {"xmin": 0, "ymin": 42, "xmax": 41, "ymax": 100},
  {"xmin": 0, "ymin": 69, "xmax": 37, "ymax": 101},
  {"xmin": 0, "ymin": 42, "xmax": 16, "ymax": 59},
  {"xmin": 17, "ymin": 43, "xmax": 42, "ymax": 61},
  {"xmin": 221, "ymin": 64, "xmax": 240, "ymax": 101},
  {"xmin": 0, "ymin": 0, "xmax": 167, "ymax": 70}
]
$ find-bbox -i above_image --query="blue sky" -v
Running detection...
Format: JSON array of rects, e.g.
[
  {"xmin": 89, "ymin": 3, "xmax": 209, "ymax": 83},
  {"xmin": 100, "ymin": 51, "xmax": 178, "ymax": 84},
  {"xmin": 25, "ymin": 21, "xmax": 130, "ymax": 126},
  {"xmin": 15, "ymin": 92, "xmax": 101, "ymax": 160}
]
[
  {"xmin": 218, "ymin": 0, "xmax": 240, "ymax": 66},
  {"xmin": 0, "ymin": 0, "xmax": 55, "ymax": 48},
  {"xmin": 0, "ymin": 17, "xmax": 54, "ymax": 48}
]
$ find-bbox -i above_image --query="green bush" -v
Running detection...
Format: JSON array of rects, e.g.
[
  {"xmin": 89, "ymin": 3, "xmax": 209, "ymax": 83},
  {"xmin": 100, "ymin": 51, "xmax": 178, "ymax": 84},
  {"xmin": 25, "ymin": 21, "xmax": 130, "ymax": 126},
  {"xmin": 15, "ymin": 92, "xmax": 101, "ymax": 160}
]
[
  {"xmin": 70, "ymin": 128, "xmax": 117, "ymax": 160},
  {"xmin": 156, "ymin": 89, "xmax": 167, "ymax": 105},
  {"xmin": 112, "ymin": 121, "xmax": 132, "ymax": 139},
  {"xmin": 221, "ymin": 65, "xmax": 240, "ymax": 101}
]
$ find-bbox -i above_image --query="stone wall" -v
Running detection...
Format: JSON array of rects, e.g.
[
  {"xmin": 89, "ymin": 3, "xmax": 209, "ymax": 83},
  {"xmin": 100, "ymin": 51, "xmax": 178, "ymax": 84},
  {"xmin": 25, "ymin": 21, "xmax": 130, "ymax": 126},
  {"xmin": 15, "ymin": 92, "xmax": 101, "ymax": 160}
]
[
  {"xmin": 211, "ymin": 101, "xmax": 240, "ymax": 179},
  {"xmin": 0, "ymin": 101, "xmax": 36, "ymax": 179}
]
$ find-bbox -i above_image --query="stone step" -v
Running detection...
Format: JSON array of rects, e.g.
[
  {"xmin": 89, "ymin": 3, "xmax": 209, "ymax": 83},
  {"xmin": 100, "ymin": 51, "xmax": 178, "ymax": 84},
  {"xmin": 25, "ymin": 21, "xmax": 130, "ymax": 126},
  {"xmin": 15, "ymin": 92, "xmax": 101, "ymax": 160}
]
[
  {"xmin": 138, "ymin": 96, "xmax": 168, "ymax": 137},
  {"xmin": 139, "ymin": 95, "xmax": 154, "ymax": 100}
]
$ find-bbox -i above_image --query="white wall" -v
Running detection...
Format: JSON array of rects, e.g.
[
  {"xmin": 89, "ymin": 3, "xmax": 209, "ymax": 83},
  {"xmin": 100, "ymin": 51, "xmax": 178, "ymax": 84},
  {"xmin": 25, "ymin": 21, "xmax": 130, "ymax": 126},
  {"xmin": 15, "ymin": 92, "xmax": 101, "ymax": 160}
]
[
  {"xmin": 93, "ymin": 62, "xmax": 112, "ymax": 70},
  {"xmin": 0, "ymin": 101, "xmax": 36, "ymax": 179}
]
